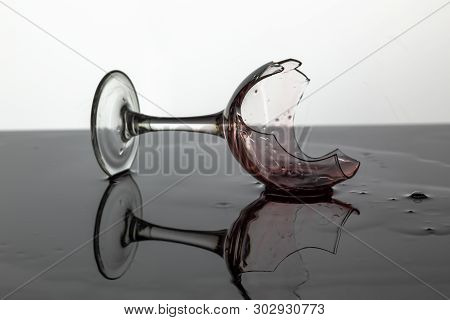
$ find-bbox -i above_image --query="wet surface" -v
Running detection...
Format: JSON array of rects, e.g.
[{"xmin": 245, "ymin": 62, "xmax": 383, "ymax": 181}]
[{"xmin": 0, "ymin": 125, "xmax": 449, "ymax": 299}]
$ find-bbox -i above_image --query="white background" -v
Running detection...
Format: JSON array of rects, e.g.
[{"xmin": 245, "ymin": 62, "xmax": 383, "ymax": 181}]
[{"xmin": 1, "ymin": 0, "xmax": 449, "ymax": 130}]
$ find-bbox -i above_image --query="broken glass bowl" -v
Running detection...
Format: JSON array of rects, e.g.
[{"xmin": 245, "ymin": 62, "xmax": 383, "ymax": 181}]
[{"xmin": 91, "ymin": 59, "xmax": 360, "ymax": 192}]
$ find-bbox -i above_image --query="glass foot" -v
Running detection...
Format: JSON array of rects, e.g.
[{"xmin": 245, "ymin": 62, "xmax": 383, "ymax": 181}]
[
  {"xmin": 93, "ymin": 174, "xmax": 143, "ymax": 279},
  {"xmin": 91, "ymin": 71, "xmax": 140, "ymax": 177}
]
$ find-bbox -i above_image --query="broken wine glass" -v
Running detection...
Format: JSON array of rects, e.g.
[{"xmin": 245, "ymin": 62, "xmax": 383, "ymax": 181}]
[{"xmin": 91, "ymin": 59, "xmax": 360, "ymax": 192}]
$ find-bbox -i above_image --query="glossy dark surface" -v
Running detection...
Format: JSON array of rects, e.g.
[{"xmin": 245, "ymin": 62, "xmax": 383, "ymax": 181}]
[{"xmin": 0, "ymin": 125, "xmax": 449, "ymax": 299}]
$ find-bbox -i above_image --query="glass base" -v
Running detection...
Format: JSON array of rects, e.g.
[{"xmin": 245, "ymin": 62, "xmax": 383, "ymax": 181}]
[
  {"xmin": 91, "ymin": 71, "xmax": 140, "ymax": 177},
  {"xmin": 94, "ymin": 174, "xmax": 142, "ymax": 280}
]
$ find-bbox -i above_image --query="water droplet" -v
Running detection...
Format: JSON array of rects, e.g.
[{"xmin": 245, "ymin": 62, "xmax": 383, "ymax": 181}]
[
  {"xmin": 254, "ymin": 89, "xmax": 258, "ymax": 94},
  {"xmin": 215, "ymin": 202, "xmax": 232, "ymax": 209},
  {"xmin": 350, "ymin": 190, "xmax": 368, "ymax": 195},
  {"xmin": 388, "ymin": 197, "xmax": 398, "ymax": 201},
  {"xmin": 407, "ymin": 191, "xmax": 430, "ymax": 202},
  {"xmin": 119, "ymin": 147, "xmax": 124, "ymax": 155},
  {"xmin": 252, "ymin": 181, "xmax": 264, "ymax": 189},
  {"xmin": 405, "ymin": 209, "xmax": 415, "ymax": 214}
]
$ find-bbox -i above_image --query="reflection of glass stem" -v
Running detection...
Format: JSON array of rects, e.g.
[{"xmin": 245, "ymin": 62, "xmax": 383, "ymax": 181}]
[
  {"xmin": 119, "ymin": 211, "xmax": 255, "ymax": 299},
  {"xmin": 123, "ymin": 109, "xmax": 225, "ymax": 139},
  {"xmin": 123, "ymin": 211, "xmax": 227, "ymax": 256}
]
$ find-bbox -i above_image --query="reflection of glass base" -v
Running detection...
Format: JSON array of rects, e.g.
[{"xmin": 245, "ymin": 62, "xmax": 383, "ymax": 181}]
[
  {"xmin": 94, "ymin": 174, "xmax": 143, "ymax": 280},
  {"xmin": 91, "ymin": 71, "xmax": 140, "ymax": 177}
]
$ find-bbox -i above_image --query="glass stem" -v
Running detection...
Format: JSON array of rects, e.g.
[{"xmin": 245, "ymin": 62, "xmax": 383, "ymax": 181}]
[
  {"xmin": 129, "ymin": 215, "xmax": 226, "ymax": 256},
  {"xmin": 124, "ymin": 109, "xmax": 225, "ymax": 138}
]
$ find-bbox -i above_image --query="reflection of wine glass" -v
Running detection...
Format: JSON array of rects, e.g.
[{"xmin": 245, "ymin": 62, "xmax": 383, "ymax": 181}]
[
  {"xmin": 91, "ymin": 59, "xmax": 359, "ymax": 192},
  {"xmin": 93, "ymin": 174, "xmax": 358, "ymax": 299},
  {"xmin": 93, "ymin": 174, "xmax": 143, "ymax": 279}
]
